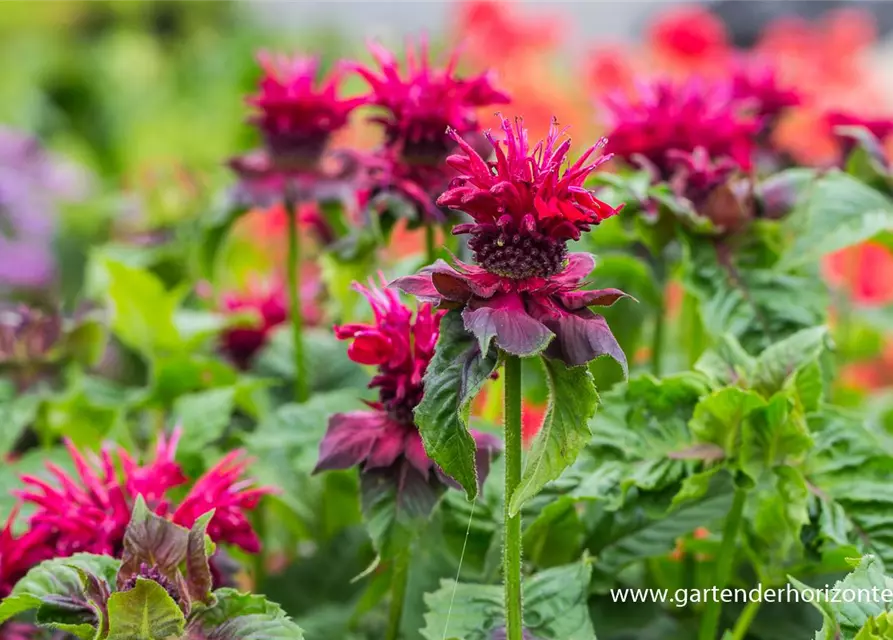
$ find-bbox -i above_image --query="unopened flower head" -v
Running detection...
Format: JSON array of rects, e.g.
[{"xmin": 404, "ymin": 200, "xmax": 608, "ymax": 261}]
[{"xmin": 439, "ymin": 115, "xmax": 621, "ymax": 280}]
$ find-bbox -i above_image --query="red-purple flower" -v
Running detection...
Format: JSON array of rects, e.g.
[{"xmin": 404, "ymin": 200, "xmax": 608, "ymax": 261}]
[
  {"xmin": 440, "ymin": 116, "xmax": 620, "ymax": 278},
  {"xmin": 171, "ymin": 451, "xmax": 270, "ymax": 554},
  {"xmin": 351, "ymin": 40, "xmax": 510, "ymax": 164},
  {"xmin": 392, "ymin": 116, "xmax": 630, "ymax": 368},
  {"xmin": 315, "ymin": 279, "xmax": 498, "ymax": 483},
  {"xmin": 731, "ymin": 58, "xmax": 802, "ymax": 125},
  {"xmin": 0, "ymin": 507, "xmax": 54, "ymax": 596},
  {"xmin": 219, "ymin": 281, "xmax": 289, "ymax": 370},
  {"xmin": 1, "ymin": 429, "xmax": 273, "ymax": 594},
  {"xmin": 603, "ymin": 77, "xmax": 760, "ymax": 179},
  {"xmin": 247, "ymin": 52, "xmax": 364, "ymax": 171}
]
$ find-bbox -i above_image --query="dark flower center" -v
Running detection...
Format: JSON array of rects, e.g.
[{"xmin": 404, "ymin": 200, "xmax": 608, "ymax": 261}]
[
  {"xmin": 470, "ymin": 231, "xmax": 567, "ymax": 280},
  {"xmin": 121, "ymin": 563, "xmax": 180, "ymax": 603}
]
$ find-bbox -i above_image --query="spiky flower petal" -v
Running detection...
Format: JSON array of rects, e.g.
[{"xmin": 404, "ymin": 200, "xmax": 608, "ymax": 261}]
[
  {"xmin": 438, "ymin": 116, "xmax": 621, "ymax": 279},
  {"xmin": 248, "ymin": 53, "xmax": 364, "ymax": 170},
  {"xmin": 2, "ymin": 429, "xmax": 273, "ymax": 594},
  {"xmin": 603, "ymin": 78, "xmax": 759, "ymax": 179},
  {"xmin": 351, "ymin": 40, "xmax": 510, "ymax": 164},
  {"xmin": 316, "ymin": 279, "xmax": 499, "ymax": 484}
]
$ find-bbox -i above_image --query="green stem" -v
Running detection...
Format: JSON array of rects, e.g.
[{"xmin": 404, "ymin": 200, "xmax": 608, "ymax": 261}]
[
  {"xmin": 699, "ymin": 486, "xmax": 748, "ymax": 640},
  {"xmin": 651, "ymin": 296, "xmax": 665, "ymax": 377},
  {"xmin": 730, "ymin": 598, "xmax": 761, "ymax": 640},
  {"xmin": 650, "ymin": 252, "xmax": 668, "ymax": 377},
  {"xmin": 285, "ymin": 190, "xmax": 309, "ymax": 403},
  {"xmin": 425, "ymin": 224, "xmax": 437, "ymax": 265},
  {"xmin": 503, "ymin": 355, "xmax": 523, "ymax": 640},
  {"xmin": 386, "ymin": 549, "xmax": 411, "ymax": 640}
]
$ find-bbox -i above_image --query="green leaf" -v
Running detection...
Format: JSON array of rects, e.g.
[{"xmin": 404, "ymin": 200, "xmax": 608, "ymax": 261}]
[
  {"xmin": 0, "ymin": 390, "xmax": 42, "ymax": 457},
  {"xmin": 414, "ymin": 310, "xmax": 499, "ymax": 500},
  {"xmin": 509, "ymin": 358, "xmax": 599, "ymax": 515},
  {"xmin": 172, "ymin": 386, "xmax": 236, "ymax": 453},
  {"xmin": 102, "ymin": 259, "xmax": 184, "ymax": 356},
  {"xmin": 745, "ymin": 465, "xmax": 810, "ymax": 581},
  {"xmin": 360, "ymin": 466, "xmax": 443, "ymax": 559},
  {"xmin": 0, "ymin": 553, "xmax": 119, "ymax": 628},
  {"xmin": 740, "ymin": 392, "xmax": 813, "ymax": 480},
  {"xmin": 689, "ymin": 387, "xmax": 766, "ymax": 461},
  {"xmin": 185, "ymin": 588, "xmax": 304, "ymax": 639},
  {"xmin": 106, "ymin": 578, "xmax": 186, "ymax": 640},
  {"xmin": 61, "ymin": 316, "xmax": 108, "ymax": 368},
  {"xmin": 117, "ymin": 496, "xmax": 189, "ymax": 589},
  {"xmin": 752, "ymin": 326, "xmax": 830, "ymax": 396},
  {"xmin": 806, "ymin": 407, "xmax": 893, "ymax": 567},
  {"xmin": 185, "ymin": 510, "xmax": 216, "ymax": 606},
  {"xmin": 681, "ymin": 232, "xmax": 827, "ymax": 354},
  {"xmin": 794, "ymin": 555, "xmax": 893, "ymax": 640},
  {"xmin": 694, "ymin": 334, "xmax": 756, "ymax": 388},
  {"xmin": 780, "ymin": 171, "xmax": 893, "ymax": 269},
  {"xmin": 421, "ymin": 562, "xmax": 595, "ymax": 640}
]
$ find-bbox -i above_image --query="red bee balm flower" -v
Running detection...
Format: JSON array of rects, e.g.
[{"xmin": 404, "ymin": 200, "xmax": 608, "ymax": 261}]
[
  {"xmin": 603, "ymin": 78, "xmax": 759, "ymax": 179},
  {"xmin": 731, "ymin": 59, "xmax": 802, "ymax": 125},
  {"xmin": 315, "ymin": 280, "xmax": 498, "ymax": 482},
  {"xmin": 392, "ymin": 117, "xmax": 630, "ymax": 368},
  {"xmin": 0, "ymin": 429, "xmax": 273, "ymax": 594},
  {"xmin": 248, "ymin": 53, "xmax": 364, "ymax": 170},
  {"xmin": 351, "ymin": 40, "xmax": 510, "ymax": 164}
]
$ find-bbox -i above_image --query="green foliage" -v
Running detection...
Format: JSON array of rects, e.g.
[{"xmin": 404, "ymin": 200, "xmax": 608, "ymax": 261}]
[
  {"xmin": 414, "ymin": 310, "xmax": 500, "ymax": 500},
  {"xmin": 421, "ymin": 562, "xmax": 596, "ymax": 640},
  {"xmin": 509, "ymin": 358, "xmax": 599, "ymax": 515},
  {"xmin": 106, "ymin": 578, "xmax": 186, "ymax": 639}
]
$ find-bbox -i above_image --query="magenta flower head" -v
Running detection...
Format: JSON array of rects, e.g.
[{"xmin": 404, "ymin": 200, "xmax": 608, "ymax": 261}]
[
  {"xmin": 603, "ymin": 78, "xmax": 759, "ymax": 180},
  {"xmin": 315, "ymin": 278, "xmax": 499, "ymax": 484},
  {"xmin": 351, "ymin": 39, "xmax": 510, "ymax": 164},
  {"xmin": 0, "ymin": 508, "xmax": 54, "ymax": 596},
  {"xmin": 219, "ymin": 282, "xmax": 289, "ymax": 370},
  {"xmin": 391, "ymin": 116, "xmax": 630, "ymax": 369},
  {"xmin": 247, "ymin": 52, "xmax": 365, "ymax": 171},
  {"xmin": 2, "ymin": 429, "xmax": 273, "ymax": 588},
  {"xmin": 731, "ymin": 58, "xmax": 802, "ymax": 126}
]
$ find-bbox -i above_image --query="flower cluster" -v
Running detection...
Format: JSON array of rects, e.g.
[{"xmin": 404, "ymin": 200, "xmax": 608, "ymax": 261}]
[
  {"xmin": 393, "ymin": 116, "xmax": 629, "ymax": 368},
  {"xmin": 352, "ymin": 40, "xmax": 510, "ymax": 221},
  {"xmin": 315, "ymin": 279, "xmax": 498, "ymax": 483},
  {"xmin": 0, "ymin": 429, "xmax": 272, "ymax": 596},
  {"xmin": 603, "ymin": 78, "xmax": 760, "ymax": 179}
]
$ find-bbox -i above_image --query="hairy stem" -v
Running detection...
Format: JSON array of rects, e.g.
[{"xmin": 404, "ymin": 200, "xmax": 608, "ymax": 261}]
[
  {"xmin": 503, "ymin": 354, "xmax": 524, "ymax": 640},
  {"xmin": 286, "ymin": 190, "xmax": 309, "ymax": 403},
  {"xmin": 386, "ymin": 548, "xmax": 411, "ymax": 640},
  {"xmin": 699, "ymin": 485, "xmax": 748, "ymax": 640}
]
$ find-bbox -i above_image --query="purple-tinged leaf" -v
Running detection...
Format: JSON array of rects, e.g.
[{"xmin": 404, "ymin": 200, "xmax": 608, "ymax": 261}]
[
  {"xmin": 117, "ymin": 496, "xmax": 189, "ymax": 590},
  {"xmin": 462, "ymin": 294, "xmax": 553, "ymax": 358},
  {"xmin": 541, "ymin": 308, "xmax": 627, "ymax": 373},
  {"xmin": 185, "ymin": 510, "xmax": 216, "ymax": 607}
]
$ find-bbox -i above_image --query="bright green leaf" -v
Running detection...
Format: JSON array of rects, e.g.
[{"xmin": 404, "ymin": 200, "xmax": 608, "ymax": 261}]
[
  {"xmin": 509, "ymin": 358, "xmax": 599, "ymax": 515},
  {"xmin": 415, "ymin": 310, "xmax": 499, "ymax": 501},
  {"xmin": 106, "ymin": 578, "xmax": 185, "ymax": 640}
]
